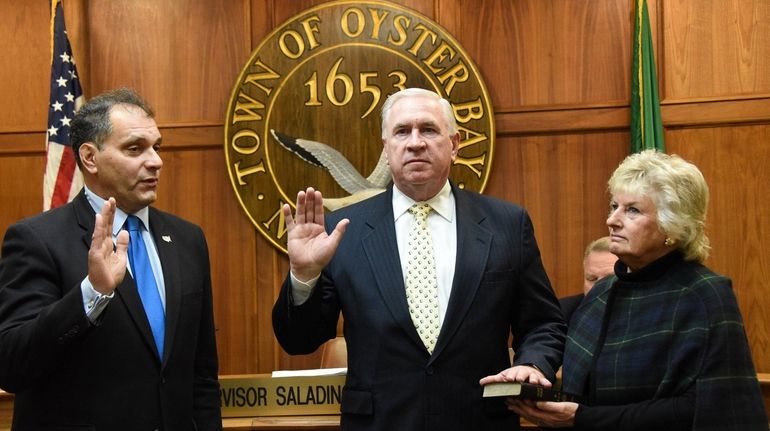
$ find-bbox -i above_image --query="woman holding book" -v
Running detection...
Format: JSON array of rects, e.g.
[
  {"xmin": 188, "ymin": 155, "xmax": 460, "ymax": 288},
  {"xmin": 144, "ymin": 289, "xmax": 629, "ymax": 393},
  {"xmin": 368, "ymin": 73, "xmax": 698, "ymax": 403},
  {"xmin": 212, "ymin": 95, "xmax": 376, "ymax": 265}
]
[{"xmin": 507, "ymin": 150, "xmax": 767, "ymax": 430}]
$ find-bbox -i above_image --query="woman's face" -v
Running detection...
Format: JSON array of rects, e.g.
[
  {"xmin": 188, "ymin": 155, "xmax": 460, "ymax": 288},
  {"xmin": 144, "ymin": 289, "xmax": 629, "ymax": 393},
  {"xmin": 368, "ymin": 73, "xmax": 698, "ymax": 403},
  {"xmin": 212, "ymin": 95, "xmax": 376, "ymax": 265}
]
[{"xmin": 606, "ymin": 192, "xmax": 670, "ymax": 271}]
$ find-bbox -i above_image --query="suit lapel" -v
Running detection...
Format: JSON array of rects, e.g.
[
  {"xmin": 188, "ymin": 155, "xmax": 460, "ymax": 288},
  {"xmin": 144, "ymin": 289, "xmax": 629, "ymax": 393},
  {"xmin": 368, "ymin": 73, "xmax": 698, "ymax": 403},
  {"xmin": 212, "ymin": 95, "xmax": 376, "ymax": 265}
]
[
  {"xmin": 74, "ymin": 192, "xmax": 161, "ymax": 361},
  {"xmin": 361, "ymin": 188, "xmax": 426, "ymax": 350},
  {"xmin": 147, "ymin": 208, "xmax": 180, "ymax": 366},
  {"xmin": 430, "ymin": 187, "xmax": 492, "ymax": 362},
  {"xmin": 73, "ymin": 191, "xmax": 96, "ymax": 249}
]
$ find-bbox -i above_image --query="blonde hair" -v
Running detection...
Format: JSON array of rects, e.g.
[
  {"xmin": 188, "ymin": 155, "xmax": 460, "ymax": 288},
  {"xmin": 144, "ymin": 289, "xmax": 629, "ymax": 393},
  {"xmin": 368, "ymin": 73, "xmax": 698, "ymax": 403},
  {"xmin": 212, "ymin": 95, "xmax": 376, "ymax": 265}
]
[
  {"xmin": 607, "ymin": 150, "xmax": 710, "ymax": 263},
  {"xmin": 584, "ymin": 236, "xmax": 611, "ymax": 259}
]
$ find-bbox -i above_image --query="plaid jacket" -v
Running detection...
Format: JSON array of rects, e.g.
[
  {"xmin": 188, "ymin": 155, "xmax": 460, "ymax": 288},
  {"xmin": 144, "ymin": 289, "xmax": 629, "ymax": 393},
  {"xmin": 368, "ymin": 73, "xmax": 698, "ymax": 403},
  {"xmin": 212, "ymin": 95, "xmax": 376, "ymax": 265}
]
[{"xmin": 562, "ymin": 251, "xmax": 767, "ymax": 430}]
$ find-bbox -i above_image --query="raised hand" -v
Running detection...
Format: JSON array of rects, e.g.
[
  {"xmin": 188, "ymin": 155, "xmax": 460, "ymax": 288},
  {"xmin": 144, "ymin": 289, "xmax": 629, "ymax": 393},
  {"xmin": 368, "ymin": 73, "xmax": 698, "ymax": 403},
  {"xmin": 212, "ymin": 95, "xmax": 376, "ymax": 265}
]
[
  {"xmin": 88, "ymin": 197, "xmax": 129, "ymax": 295},
  {"xmin": 283, "ymin": 187, "xmax": 349, "ymax": 281}
]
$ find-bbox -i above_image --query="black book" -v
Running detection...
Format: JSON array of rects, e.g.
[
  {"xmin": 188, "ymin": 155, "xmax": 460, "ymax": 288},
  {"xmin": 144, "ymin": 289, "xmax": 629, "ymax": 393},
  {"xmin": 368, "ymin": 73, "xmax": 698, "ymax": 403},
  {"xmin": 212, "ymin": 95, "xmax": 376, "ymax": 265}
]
[{"xmin": 482, "ymin": 381, "xmax": 582, "ymax": 402}]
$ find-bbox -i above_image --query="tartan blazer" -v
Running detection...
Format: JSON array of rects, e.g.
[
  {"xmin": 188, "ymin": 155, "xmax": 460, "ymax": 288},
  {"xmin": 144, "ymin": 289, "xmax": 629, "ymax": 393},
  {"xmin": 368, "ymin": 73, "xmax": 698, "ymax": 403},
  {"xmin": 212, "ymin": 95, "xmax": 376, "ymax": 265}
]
[{"xmin": 563, "ymin": 251, "xmax": 767, "ymax": 430}]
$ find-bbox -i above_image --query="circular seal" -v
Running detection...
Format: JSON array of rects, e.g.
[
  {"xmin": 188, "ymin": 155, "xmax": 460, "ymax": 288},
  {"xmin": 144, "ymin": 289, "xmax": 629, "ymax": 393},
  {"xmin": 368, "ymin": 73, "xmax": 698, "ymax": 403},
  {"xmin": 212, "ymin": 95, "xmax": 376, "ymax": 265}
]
[{"xmin": 224, "ymin": 0, "xmax": 495, "ymax": 253}]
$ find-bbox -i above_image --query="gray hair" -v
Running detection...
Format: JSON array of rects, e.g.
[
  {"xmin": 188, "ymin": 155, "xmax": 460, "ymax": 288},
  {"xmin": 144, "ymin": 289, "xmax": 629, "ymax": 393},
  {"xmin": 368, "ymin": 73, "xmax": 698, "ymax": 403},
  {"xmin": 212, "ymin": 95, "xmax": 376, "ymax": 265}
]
[{"xmin": 380, "ymin": 88, "xmax": 458, "ymax": 139}]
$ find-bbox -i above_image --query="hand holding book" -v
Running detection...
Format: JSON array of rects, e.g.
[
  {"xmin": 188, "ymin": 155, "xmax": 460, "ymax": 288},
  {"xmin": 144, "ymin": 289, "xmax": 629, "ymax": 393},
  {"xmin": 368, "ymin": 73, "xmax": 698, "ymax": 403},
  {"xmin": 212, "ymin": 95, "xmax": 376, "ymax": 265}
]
[{"xmin": 482, "ymin": 381, "xmax": 582, "ymax": 403}]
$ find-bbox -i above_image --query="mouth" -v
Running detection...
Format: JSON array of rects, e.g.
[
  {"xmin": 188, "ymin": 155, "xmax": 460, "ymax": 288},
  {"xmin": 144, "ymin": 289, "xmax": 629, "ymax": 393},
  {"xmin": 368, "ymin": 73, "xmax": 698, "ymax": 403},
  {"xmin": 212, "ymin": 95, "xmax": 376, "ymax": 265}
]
[{"xmin": 139, "ymin": 178, "xmax": 159, "ymax": 187}]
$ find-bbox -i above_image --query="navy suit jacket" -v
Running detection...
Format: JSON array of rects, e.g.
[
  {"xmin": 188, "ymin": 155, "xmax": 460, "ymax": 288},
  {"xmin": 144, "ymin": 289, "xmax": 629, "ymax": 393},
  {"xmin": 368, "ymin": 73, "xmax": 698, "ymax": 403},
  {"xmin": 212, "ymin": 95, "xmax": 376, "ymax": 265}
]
[
  {"xmin": 0, "ymin": 192, "xmax": 221, "ymax": 431},
  {"xmin": 273, "ymin": 184, "xmax": 565, "ymax": 431}
]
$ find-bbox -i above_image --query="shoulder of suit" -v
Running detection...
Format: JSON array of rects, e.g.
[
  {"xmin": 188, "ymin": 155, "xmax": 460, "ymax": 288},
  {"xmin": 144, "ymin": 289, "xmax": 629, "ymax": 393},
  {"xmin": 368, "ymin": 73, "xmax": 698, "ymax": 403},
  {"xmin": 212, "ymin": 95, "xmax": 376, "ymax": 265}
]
[{"xmin": 148, "ymin": 207, "xmax": 202, "ymax": 232}]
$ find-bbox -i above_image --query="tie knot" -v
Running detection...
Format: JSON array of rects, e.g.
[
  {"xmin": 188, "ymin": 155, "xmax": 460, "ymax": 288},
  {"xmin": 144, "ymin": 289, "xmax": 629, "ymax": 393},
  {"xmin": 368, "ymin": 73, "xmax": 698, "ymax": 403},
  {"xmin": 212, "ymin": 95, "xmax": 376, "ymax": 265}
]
[
  {"xmin": 408, "ymin": 203, "xmax": 432, "ymax": 221},
  {"xmin": 125, "ymin": 215, "xmax": 142, "ymax": 232}
]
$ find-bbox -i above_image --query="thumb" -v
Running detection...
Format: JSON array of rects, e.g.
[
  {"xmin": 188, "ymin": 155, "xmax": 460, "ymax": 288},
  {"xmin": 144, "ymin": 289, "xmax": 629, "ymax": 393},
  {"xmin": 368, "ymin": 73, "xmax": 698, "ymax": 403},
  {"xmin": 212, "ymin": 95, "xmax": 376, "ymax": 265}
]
[
  {"xmin": 327, "ymin": 218, "xmax": 349, "ymax": 246},
  {"xmin": 115, "ymin": 230, "xmax": 130, "ymax": 257}
]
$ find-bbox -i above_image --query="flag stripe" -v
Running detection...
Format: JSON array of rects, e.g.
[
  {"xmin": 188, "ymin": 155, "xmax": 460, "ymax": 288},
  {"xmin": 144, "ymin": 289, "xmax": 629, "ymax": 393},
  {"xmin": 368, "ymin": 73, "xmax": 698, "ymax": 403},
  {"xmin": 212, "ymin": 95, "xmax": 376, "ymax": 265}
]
[{"xmin": 44, "ymin": 0, "xmax": 85, "ymax": 210}]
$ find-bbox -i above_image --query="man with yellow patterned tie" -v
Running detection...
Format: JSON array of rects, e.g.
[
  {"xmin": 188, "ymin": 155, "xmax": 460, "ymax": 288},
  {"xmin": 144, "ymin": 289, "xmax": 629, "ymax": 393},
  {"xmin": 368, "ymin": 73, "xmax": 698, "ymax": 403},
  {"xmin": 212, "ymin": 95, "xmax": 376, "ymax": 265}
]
[{"xmin": 273, "ymin": 88, "xmax": 566, "ymax": 431}]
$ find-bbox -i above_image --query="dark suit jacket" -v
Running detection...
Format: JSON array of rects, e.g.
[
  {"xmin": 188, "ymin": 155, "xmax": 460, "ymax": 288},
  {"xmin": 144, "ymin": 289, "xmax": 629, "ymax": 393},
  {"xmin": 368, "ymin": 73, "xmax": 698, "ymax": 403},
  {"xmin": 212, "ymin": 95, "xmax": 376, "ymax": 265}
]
[
  {"xmin": 273, "ymin": 184, "xmax": 565, "ymax": 431},
  {"xmin": 559, "ymin": 293, "xmax": 585, "ymax": 326},
  {"xmin": 0, "ymin": 192, "xmax": 221, "ymax": 431}
]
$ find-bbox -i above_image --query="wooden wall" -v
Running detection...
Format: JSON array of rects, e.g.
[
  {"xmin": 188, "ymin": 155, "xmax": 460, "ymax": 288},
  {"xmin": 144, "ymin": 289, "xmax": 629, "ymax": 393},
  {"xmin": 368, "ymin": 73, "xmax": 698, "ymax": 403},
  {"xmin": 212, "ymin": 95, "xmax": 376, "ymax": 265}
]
[{"xmin": 1, "ymin": 0, "xmax": 768, "ymax": 390}]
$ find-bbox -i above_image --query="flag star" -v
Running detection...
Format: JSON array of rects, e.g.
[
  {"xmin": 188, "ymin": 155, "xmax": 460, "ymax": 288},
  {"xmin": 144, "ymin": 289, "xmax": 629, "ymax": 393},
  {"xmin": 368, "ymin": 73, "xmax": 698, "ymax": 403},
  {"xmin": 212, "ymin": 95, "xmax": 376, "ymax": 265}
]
[
  {"xmin": 56, "ymin": 76, "xmax": 67, "ymax": 87},
  {"xmin": 64, "ymin": 92, "xmax": 75, "ymax": 102},
  {"xmin": 60, "ymin": 116, "xmax": 71, "ymax": 127},
  {"xmin": 52, "ymin": 101, "xmax": 64, "ymax": 111},
  {"xmin": 48, "ymin": 126, "xmax": 59, "ymax": 136},
  {"xmin": 68, "ymin": 70, "xmax": 77, "ymax": 79},
  {"xmin": 60, "ymin": 52, "xmax": 71, "ymax": 63}
]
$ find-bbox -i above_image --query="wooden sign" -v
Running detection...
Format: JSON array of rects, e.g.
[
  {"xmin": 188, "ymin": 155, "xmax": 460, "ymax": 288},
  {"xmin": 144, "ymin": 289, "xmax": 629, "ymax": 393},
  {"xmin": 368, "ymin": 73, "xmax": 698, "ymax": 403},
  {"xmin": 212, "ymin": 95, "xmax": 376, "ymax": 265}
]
[
  {"xmin": 220, "ymin": 374, "xmax": 346, "ymax": 417},
  {"xmin": 224, "ymin": 0, "xmax": 494, "ymax": 253}
]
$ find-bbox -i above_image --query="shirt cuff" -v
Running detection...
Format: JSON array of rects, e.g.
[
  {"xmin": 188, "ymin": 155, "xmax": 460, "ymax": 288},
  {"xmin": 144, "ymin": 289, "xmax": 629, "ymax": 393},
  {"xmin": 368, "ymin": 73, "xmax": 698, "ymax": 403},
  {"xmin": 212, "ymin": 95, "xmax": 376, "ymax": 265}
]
[
  {"xmin": 81, "ymin": 277, "xmax": 114, "ymax": 323},
  {"xmin": 289, "ymin": 272, "xmax": 320, "ymax": 305}
]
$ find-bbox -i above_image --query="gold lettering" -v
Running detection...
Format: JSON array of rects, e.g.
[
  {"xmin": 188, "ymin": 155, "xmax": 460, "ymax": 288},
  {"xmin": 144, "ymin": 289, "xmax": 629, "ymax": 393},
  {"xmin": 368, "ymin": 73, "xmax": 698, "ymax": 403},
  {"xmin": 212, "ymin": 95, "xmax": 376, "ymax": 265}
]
[
  {"xmin": 438, "ymin": 61, "xmax": 469, "ymax": 95},
  {"xmin": 279, "ymin": 29, "xmax": 305, "ymax": 59},
  {"xmin": 341, "ymin": 7, "xmax": 365, "ymax": 38},
  {"xmin": 232, "ymin": 91, "xmax": 266, "ymax": 123},
  {"xmin": 234, "ymin": 160, "xmax": 266, "ymax": 186},
  {"xmin": 262, "ymin": 202, "xmax": 288, "ymax": 239},
  {"xmin": 368, "ymin": 8, "xmax": 389, "ymax": 39},
  {"xmin": 243, "ymin": 59, "xmax": 281, "ymax": 97},
  {"xmin": 452, "ymin": 98, "xmax": 484, "ymax": 123},
  {"xmin": 456, "ymin": 125, "xmax": 487, "ymax": 151},
  {"xmin": 407, "ymin": 23, "xmax": 437, "ymax": 56},
  {"xmin": 231, "ymin": 129, "xmax": 261, "ymax": 155},
  {"xmin": 388, "ymin": 15, "xmax": 410, "ymax": 46},
  {"xmin": 299, "ymin": 16, "xmax": 321, "ymax": 50},
  {"xmin": 453, "ymin": 154, "xmax": 486, "ymax": 178},
  {"xmin": 423, "ymin": 41, "xmax": 456, "ymax": 74}
]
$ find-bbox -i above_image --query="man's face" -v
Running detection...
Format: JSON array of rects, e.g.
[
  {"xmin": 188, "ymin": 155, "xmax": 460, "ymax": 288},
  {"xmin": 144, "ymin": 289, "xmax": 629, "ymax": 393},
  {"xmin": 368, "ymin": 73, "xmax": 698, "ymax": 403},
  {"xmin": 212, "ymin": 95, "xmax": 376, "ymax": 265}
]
[
  {"xmin": 582, "ymin": 250, "xmax": 617, "ymax": 294},
  {"xmin": 81, "ymin": 104, "xmax": 162, "ymax": 214},
  {"xmin": 382, "ymin": 95, "xmax": 459, "ymax": 201}
]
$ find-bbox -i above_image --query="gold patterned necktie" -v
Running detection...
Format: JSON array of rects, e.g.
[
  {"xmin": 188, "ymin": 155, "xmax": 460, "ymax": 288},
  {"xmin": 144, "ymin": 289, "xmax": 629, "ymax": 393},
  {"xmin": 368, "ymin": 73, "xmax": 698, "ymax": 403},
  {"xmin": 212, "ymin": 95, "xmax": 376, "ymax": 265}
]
[{"xmin": 405, "ymin": 203, "xmax": 440, "ymax": 353}]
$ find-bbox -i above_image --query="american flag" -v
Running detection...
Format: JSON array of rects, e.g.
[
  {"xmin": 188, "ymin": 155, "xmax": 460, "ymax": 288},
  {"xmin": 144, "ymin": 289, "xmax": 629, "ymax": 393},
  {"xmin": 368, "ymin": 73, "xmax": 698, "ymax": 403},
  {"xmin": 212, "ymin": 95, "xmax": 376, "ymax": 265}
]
[{"xmin": 44, "ymin": 0, "xmax": 84, "ymax": 210}]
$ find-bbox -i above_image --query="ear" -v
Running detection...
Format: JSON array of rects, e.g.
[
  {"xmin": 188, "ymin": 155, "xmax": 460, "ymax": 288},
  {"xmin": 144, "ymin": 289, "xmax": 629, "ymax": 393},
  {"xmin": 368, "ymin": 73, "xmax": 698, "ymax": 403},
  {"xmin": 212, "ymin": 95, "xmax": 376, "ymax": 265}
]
[
  {"xmin": 79, "ymin": 143, "xmax": 99, "ymax": 174},
  {"xmin": 450, "ymin": 132, "xmax": 460, "ymax": 161}
]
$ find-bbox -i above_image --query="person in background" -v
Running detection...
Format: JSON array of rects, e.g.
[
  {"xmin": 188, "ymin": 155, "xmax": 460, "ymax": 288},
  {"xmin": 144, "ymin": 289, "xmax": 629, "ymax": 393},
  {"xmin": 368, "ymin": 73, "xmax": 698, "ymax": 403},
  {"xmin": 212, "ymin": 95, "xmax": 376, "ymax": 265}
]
[
  {"xmin": 0, "ymin": 88, "xmax": 222, "ymax": 430},
  {"xmin": 559, "ymin": 236, "xmax": 617, "ymax": 324},
  {"xmin": 273, "ymin": 88, "xmax": 565, "ymax": 431},
  {"xmin": 509, "ymin": 150, "xmax": 767, "ymax": 430}
]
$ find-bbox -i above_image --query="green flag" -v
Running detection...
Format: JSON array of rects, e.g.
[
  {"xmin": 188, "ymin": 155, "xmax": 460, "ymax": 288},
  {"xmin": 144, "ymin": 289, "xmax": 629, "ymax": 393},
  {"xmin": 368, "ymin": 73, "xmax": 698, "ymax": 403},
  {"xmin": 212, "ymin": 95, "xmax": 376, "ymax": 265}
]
[{"xmin": 631, "ymin": 0, "xmax": 665, "ymax": 152}]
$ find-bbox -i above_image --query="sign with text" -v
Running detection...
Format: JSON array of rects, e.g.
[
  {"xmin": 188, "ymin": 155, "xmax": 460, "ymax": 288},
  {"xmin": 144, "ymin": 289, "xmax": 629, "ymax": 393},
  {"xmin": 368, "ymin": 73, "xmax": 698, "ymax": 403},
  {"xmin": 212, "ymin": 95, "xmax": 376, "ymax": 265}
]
[
  {"xmin": 224, "ymin": 0, "xmax": 494, "ymax": 253},
  {"xmin": 220, "ymin": 374, "xmax": 346, "ymax": 417}
]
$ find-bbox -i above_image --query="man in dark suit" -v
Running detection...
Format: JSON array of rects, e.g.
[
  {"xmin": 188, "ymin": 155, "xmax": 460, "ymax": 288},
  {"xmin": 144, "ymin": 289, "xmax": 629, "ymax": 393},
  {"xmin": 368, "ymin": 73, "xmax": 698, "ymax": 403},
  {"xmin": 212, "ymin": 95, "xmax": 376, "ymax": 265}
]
[
  {"xmin": 0, "ymin": 88, "xmax": 221, "ymax": 430},
  {"xmin": 273, "ymin": 88, "xmax": 565, "ymax": 430},
  {"xmin": 559, "ymin": 236, "xmax": 617, "ymax": 324}
]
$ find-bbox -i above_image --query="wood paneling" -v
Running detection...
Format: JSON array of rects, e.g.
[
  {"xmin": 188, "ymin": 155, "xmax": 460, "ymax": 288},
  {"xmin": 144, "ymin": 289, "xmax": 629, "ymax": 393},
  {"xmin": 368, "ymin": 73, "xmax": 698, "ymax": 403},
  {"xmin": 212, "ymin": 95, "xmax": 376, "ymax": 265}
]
[
  {"xmin": 0, "ymin": 1, "xmax": 50, "ymax": 132},
  {"xmin": 0, "ymin": 2, "xmax": 768, "ymax": 408},
  {"xmin": 438, "ymin": 0, "xmax": 632, "ymax": 109},
  {"xmin": 662, "ymin": 0, "xmax": 770, "ymax": 100}
]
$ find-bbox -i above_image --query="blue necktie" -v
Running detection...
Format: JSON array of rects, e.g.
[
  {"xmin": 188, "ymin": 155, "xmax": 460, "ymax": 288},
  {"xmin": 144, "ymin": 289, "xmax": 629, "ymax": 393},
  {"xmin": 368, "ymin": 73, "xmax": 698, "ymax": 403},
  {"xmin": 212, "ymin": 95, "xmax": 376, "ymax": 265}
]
[{"xmin": 125, "ymin": 215, "xmax": 165, "ymax": 358}]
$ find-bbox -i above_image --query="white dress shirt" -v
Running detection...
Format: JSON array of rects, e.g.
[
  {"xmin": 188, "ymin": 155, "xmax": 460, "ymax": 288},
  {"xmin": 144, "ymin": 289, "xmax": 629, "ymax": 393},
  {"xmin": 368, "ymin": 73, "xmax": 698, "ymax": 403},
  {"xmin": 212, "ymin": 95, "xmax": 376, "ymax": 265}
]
[
  {"xmin": 291, "ymin": 181, "xmax": 457, "ymax": 327},
  {"xmin": 81, "ymin": 187, "xmax": 166, "ymax": 321}
]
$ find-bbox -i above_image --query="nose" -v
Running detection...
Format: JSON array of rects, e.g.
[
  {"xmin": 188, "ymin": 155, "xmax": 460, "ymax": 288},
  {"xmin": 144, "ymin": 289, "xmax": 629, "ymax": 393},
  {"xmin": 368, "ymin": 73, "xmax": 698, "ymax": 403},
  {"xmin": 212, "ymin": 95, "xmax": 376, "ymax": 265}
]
[
  {"xmin": 406, "ymin": 129, "xmax": 425, "ymax": 149},
  {"xmin": 606, "ymin": 208, "xmax": 620, "ymax": 228},
  {"xmin": 146, "ymin": 148, "xmax": 163, "ymax": 170}
]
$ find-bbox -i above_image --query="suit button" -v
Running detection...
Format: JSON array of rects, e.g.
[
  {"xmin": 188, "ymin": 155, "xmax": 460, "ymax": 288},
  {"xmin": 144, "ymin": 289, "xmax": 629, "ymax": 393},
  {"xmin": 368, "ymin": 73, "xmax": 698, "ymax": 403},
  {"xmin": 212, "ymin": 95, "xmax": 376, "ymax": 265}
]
[{"xmin": 426, "ymin": 367, "xmax": 434, "ymax": 375}]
